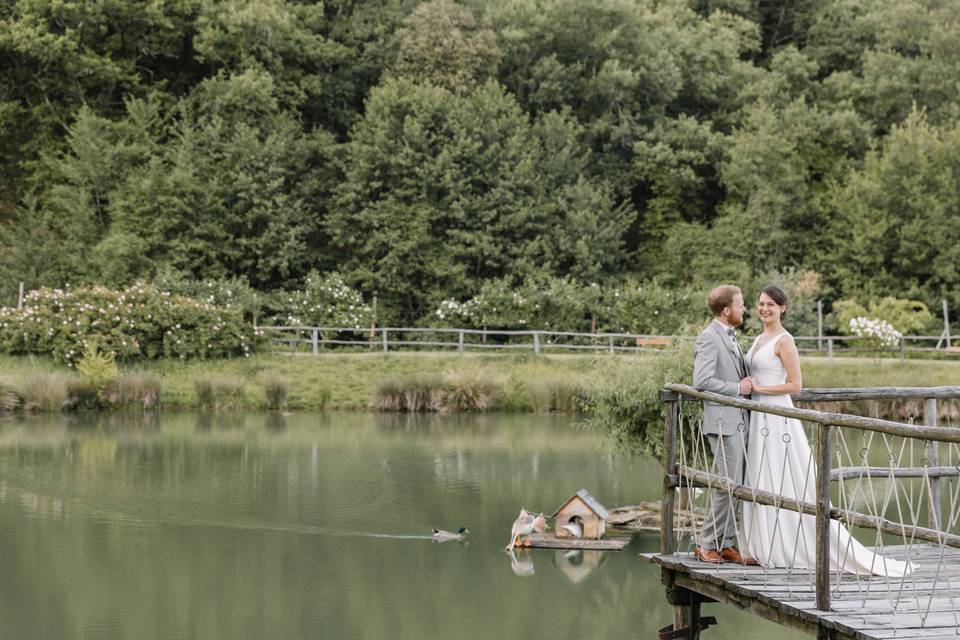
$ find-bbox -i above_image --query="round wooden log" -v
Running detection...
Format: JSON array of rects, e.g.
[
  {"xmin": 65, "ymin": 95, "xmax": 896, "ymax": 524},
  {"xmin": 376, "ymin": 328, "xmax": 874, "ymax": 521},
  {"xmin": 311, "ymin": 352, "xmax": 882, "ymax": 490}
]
[{"xmin": 664, "ymin": 384, "xmax": 960, "ymax": 443}]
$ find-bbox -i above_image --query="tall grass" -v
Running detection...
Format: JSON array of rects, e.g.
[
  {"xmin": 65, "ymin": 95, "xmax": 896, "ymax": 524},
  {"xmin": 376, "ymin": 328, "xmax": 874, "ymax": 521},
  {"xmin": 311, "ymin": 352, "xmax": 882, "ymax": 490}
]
[
  {"xmin": 194, "ymin": 375, "xmax": 245, "ymax": 410},
  {"xmin": 0, "ymin": 378, "xmax": 21, "ymax": 412},
  {"xmin": 374, "ymin": 369, "xmax": 498, "ymax": 413},
  {"xmin": 262, "ymin": 374, "xmax": 289, "ymax": 410},
  {"xmin": 22, "ymin": 373, "xmax": 74, "ymax": 412},
  {"xmin": 103, "ymin": 372, "xmax": 162, "ymax": 410},
  {"xmin": 525, "ymin": 376, "xmax": 584, "ymax": 413}
]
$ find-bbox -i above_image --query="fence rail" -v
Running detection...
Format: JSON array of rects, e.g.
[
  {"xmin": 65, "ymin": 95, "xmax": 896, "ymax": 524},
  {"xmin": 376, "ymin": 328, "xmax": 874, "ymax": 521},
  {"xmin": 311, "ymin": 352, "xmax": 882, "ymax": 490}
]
[{"xmin": 258, "ymin": 325, "xmax": 960, "ymax": 359}]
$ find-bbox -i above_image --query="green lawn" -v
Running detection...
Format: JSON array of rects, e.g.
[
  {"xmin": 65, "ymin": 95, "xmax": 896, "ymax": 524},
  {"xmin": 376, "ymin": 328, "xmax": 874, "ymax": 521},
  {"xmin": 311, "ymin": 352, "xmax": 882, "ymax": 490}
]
[{"xmin": 1, "ymin": 351, "xmax": 958, "ymax": 412}]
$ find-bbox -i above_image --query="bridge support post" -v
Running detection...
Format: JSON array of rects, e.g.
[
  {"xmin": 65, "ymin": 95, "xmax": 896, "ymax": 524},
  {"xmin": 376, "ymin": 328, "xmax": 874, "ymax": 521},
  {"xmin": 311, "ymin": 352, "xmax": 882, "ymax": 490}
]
[
  {"xmin": 815, "ymin": 424, "xmax": 832, "ymax": 612},
  {"xmin": 659, "ymin": 577, "xmax": 716, "ymax": 640},
  {"xmin": 926, "ymin": 398, "xmax": 941, "ymax": 529},
  {"xmin": 660, "ymin": 390, "xmax": 680, "ymax": 555}
]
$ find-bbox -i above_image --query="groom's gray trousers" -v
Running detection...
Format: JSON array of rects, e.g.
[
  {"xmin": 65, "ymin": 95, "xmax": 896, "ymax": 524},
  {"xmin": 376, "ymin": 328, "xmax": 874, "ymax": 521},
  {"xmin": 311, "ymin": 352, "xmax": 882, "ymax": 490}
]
[
  {"xmin": 693, "ymin": 322, "xmax": 751, "ymax": 550},
  {"xmin": 699, "ymin": 430, "xmax": 748, "ymax": 550}
]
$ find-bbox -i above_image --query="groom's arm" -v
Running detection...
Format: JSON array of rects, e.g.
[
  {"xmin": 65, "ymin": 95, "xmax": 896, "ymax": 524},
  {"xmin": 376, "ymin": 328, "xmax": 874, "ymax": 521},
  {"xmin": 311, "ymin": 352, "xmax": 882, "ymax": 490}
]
[{"xmin": 693, "ymin": 333, "xmax": 740, "ymax": 397}]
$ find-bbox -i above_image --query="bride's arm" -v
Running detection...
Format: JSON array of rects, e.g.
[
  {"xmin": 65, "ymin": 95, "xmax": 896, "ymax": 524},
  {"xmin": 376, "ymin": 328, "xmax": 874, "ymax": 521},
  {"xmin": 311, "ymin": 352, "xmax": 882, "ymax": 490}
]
[{"xmin": 753, "ymin": 335, "xmax": 803, "ymax": 395}]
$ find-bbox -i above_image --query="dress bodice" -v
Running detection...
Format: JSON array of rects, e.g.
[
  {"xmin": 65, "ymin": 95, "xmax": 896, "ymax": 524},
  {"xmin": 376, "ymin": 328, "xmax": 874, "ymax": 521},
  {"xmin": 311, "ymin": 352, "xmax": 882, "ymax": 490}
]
[{"xmin": 746, "ymin": 332, "xmax": 789, "ymax": 389}]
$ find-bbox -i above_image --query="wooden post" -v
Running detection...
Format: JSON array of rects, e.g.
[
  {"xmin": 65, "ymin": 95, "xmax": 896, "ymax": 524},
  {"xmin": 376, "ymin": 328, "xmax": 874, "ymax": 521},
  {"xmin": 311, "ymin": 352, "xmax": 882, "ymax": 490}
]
[
  {"xmin": 899, "ymin": 335, "xmax": 905, "ymax": 361},
  {"xmin": 660, "ymin": 390, "xmax": 680, "ymax": 555},
  {"xmin": 370, "ymin": 293, "xmax": 378, "ymax": 342},
  {"xmin": 827, "ymin": 338, "xmax": 833, "ymax": 360},
  {"xmin": 926, "ymin": 398, "xmax": 941, "ymax": 530},
  {"xmin": 591, "ymin": 315, "xmax": 597, "ymax": 352},
  {"xmin": 311, "ymin": 328, "xmax": 319, "ymax": 355},
  {"xmin": 17, "ymin": 281, "xmax": 24, "ymax": 310},
  {"xmin": 533, "ymin": 331, "xmax": 540, "ymax": 355},
  {"xmin": 252, "ymin": 292, "xmax": 258, "ymax": 329},
  {"xmin": 815, "ymin": 424, "xmax": 832, "ymax": 612},
  {"xmin": 608, "ymin": 336, "xmax": 614, "ymax": 354},
  {"xmin": 458, "ymin": 331, "xmax": 464, "ymax": 355},
  {"xmin": 382, "ymin": 329, "xmax": 388, "ymax": 352},
  {"xmin": 817, "ymin": 300, "xmax": 823, "ymax": 351}
]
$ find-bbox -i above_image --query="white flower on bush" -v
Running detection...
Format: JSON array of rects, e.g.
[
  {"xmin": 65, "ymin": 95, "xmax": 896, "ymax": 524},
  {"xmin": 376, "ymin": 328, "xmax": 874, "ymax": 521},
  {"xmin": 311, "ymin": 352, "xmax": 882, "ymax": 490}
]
[{"xmin": 849, "ymin": 317, "xmax": 901, "ymax": 348}]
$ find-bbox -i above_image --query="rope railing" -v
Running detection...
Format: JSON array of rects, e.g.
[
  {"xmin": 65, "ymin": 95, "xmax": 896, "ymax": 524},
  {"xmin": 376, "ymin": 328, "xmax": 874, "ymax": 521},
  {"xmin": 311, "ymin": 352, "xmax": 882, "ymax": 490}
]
[{"xmin": 659, "ymin": 385, "xmax": 960, "ymax": 617}]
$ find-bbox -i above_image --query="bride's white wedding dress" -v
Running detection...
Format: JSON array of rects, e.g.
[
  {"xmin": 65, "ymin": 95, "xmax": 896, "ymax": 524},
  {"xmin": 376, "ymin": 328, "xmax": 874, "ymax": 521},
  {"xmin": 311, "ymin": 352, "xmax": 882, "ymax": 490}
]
[{"xmin": 740, "ymin": 332, "xmax": 910, "ymax": 577}]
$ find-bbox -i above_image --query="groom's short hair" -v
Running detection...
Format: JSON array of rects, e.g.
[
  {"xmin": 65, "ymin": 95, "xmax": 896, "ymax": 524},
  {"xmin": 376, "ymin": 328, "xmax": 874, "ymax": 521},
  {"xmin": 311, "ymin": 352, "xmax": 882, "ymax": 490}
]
[{"xmin": 707, "ymin": 285, "xmax": 741, "ymax": 317}]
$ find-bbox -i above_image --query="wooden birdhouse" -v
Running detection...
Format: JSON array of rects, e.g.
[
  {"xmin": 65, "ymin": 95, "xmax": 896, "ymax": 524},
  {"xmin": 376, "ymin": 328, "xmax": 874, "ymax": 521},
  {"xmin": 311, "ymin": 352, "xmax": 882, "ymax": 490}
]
[{"xmin": 552, "ymin": 489, "xmax": 610, "ymax": 539}]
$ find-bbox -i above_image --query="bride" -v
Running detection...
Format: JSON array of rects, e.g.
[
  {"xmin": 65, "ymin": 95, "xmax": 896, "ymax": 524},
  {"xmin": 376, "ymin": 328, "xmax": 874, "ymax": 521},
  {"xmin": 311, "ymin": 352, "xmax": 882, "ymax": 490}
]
[{"xmin": 740, "ymin": 285, "xmax": 910, "ymax": 577}]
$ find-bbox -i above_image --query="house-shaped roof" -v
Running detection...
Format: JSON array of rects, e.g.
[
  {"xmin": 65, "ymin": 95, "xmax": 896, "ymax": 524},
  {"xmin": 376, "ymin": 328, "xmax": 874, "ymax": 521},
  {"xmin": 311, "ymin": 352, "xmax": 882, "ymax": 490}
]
[{"xmin": 551, "ymin": 488, "xmax": 610, "ymax": 519}]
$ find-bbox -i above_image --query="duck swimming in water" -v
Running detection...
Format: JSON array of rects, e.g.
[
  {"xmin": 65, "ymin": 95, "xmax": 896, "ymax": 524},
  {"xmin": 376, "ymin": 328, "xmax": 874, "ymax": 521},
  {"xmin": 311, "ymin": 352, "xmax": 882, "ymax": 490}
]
[{"xmin": 432, "ymin": 527, "xmax": 469, "ymax": 541}]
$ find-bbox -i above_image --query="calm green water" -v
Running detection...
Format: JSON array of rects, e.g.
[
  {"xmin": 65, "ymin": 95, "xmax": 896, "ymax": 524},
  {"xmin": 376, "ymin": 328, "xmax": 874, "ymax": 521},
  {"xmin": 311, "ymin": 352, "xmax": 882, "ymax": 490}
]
[{"xmin": 0, "ymin": 412, "xmax": 806, "ymax": 640}]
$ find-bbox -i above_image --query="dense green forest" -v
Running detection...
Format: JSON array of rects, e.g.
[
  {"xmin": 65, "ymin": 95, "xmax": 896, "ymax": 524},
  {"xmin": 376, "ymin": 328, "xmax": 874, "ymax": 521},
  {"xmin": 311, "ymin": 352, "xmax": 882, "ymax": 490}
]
[{"xmin": 2, "ymin": 0, "xmax": 958, "ymax": 328}]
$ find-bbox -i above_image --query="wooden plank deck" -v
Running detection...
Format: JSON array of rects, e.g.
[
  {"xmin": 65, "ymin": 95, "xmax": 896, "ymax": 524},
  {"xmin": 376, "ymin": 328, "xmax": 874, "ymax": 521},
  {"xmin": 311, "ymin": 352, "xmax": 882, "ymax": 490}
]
[
  {"xmin": 642, "ymin": 544, "xmax": 960, "ymax": 640},
  {"xmin": 525, "ymin": 532, "xmax": 632, "ymax": 550}
]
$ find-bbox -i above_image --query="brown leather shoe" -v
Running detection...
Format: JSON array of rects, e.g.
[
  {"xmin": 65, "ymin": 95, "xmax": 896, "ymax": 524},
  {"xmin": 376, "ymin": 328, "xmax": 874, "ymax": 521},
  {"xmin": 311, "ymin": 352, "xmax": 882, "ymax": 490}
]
[
  {"xmin": 720, "ymin": 546, "xmax": 760, "ymax": 565},
  {"xmin": 693, "ymin": 546, "xmax": 723, "ymax": 564}
]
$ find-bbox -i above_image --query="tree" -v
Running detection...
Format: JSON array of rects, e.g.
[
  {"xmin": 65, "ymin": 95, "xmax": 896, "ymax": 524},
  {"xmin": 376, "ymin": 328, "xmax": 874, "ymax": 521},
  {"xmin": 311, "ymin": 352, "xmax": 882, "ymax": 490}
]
[
  {"xmin": 326, "ymin": 79, "xmax": 631, "ymax": 322},
  {"xmin": 389, "ymin": 0, "xmax": 500, "ymax": 94}
]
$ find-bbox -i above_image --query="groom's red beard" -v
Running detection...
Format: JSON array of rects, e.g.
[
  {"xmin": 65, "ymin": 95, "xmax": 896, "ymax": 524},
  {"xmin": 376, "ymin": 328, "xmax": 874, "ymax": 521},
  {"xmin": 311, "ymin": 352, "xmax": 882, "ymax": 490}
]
[{"xmin": 730, "ymin": 311, "xmax": 745, "ymax": 327}]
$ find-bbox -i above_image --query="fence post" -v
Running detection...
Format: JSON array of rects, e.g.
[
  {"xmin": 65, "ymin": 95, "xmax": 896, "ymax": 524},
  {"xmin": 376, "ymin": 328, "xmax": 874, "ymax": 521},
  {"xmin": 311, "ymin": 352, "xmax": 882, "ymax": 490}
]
[
  {"xmin": 533, "ymin": 331, "xmax": 540, "ymax": 355},
  {"xmin": 817, "ymin": 300, "xmax": 823, "ymax": 351},
  {"xmin": 382, "ymin": 329, "xmax": 388, "ymax": 352},
  {"xmin": 926, "ymin": 398, "xmax": 942, "ymax": 530},
  {"xmin": 899, "ymin": 335, "xmax": 905, "ymax": 361},
  {"xmin": 815, "ymin": 423, "xmax": 832, "ymax": 612},
  {"xmin": 827, "ymin": 338, "xmax": 833, "ymax": 360},
  {"xmin": 458, "ymin": 331, "xmax": 464, "ymax": 355},
  {"xmin": 945, "ymin": 300, "xmax": 952, "ymax": 349},
  {"xmin": 311, "ymin": 328, "xmax": 319, "ymax": 355},
  {"xmin": 608, "ymin": 336, "xmax": 614, "ymax": 354},
  {"xmin": 17, "ymin": 281, "xmax": 24, "ymax": 310},
  {"xmin": 659, "ymin": 390, "xmax": 680, "ymax": 555}
]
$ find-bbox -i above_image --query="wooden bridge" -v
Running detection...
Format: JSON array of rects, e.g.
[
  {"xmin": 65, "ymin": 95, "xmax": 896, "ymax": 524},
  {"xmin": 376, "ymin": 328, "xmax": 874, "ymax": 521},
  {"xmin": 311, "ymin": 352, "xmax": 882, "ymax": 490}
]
[{"xmin": 644, "ymin": 385, "xmax": 960, "ymax": 640}]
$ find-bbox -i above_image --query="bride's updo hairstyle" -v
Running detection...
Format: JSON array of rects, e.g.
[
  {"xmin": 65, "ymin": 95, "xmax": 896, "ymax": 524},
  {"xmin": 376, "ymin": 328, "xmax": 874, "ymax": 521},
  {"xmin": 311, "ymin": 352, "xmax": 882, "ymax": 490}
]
[{"xmin": 760, "ymin": 284, "xmax": 789, "ymax": 319}]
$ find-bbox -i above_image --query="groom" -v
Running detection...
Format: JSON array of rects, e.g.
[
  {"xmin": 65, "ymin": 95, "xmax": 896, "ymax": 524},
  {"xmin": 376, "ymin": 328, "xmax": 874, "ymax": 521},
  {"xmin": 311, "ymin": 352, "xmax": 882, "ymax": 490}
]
[{"xmin": 692, "ymin": 285, "xmax": 758, "ymax": 565}]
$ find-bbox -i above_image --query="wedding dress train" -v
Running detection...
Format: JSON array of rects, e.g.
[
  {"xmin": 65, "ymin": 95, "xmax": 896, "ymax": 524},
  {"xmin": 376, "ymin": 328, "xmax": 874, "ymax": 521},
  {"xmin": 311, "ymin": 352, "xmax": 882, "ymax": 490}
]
[{"xmin": 740, "ymin": 332, "xmax": 910, "ymax": 577}]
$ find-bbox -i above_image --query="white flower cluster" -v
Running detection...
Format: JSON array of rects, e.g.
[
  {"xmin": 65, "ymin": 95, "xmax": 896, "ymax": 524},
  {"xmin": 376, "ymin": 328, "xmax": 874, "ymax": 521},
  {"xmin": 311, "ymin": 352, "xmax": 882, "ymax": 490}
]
[{"xmin": 849, "ymin": 316, "xmax": 901, "ymax": 348}]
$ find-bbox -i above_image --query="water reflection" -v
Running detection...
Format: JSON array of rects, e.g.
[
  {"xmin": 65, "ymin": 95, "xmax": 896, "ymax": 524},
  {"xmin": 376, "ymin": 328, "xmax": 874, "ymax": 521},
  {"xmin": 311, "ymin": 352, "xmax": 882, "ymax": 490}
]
[
  {"xmin": 553, "ymin": 549, "xmax": 606, "ymax": 585},
  {"xmin": 508, "ymin": 549, "xmax": 536, "ymax": 576}
]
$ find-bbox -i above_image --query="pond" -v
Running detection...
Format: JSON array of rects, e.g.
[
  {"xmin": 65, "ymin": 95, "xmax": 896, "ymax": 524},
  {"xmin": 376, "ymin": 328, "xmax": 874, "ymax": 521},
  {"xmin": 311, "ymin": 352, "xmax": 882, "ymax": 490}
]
[{"xmin": 0, "ymin": 412, "xmax": 807, "ymax": 640}]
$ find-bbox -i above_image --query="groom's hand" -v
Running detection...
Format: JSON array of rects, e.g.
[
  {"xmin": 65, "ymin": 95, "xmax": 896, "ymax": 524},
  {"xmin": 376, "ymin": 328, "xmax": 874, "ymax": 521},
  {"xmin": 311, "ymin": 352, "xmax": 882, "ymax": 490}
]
[{"xmin": 738, "ymin": 377, "xmax": 753, "ymax": 396}]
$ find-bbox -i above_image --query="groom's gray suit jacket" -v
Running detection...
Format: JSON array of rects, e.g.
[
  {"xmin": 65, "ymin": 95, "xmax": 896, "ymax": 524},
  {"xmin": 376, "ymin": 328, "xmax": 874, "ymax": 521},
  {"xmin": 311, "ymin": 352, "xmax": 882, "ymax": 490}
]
[{"xmin": 693, "ymin": 321, "xmax": 749, "ymax": 435}]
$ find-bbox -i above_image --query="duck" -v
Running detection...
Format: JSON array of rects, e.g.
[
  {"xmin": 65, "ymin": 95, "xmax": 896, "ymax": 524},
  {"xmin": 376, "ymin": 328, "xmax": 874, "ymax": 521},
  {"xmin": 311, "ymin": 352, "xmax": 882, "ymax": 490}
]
[
  {"xmin": 432, "ymin": 527, "xmax": 468, "ymax": 541},
  {"xmin": 560, "ymin": 521, "xmax": 582, "ymax": 538},
  {"xmin": 506, "ymin": 508, "xmax": 535, "ymax": 551}
]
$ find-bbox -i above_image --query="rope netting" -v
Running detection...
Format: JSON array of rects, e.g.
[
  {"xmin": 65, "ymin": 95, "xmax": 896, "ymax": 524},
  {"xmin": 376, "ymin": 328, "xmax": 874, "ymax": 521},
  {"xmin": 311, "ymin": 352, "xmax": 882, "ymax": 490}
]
[{"xmin": 674, "ymin": 396, "xmax": 960, "ymax": 625}]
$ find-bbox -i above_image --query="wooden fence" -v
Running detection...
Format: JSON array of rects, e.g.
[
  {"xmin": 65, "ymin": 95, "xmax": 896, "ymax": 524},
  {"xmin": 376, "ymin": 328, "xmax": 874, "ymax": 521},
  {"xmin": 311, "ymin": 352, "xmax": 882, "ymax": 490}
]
[{"xmin": 258, "ymin": 325, "xmax": 960, "ymax": 359}]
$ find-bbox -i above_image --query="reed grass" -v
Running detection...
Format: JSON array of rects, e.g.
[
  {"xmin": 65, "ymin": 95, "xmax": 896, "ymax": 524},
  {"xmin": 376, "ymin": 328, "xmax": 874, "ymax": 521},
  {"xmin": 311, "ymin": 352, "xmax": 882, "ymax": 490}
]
[
  {"xmin": 262, "ymin": 373, "xmax": 289, "ymax": 410},
  {"xmin": 194, "ymin": 375, "xmax": 245, "ymax": 410},
  {"xmin": 374, "ymin": 369, "xmax": 498, "ymax": 413},
  {"xmin": 103, "ymin": 372, "xmax": 163, "ymax": 410},
  {"xmin": 22, "ymin": 372, "xmax": 74, "ymax": 412},
  {"xmin": 0, "ymin": 378, "xmax": 22, "ymax": 412}
]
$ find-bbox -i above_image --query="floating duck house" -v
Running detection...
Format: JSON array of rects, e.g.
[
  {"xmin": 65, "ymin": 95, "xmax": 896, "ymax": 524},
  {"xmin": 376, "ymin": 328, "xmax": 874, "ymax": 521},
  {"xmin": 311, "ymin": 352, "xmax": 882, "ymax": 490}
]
[{"xmin": 552, "ymin": 489, "xmax": 610, "ymax": 539}]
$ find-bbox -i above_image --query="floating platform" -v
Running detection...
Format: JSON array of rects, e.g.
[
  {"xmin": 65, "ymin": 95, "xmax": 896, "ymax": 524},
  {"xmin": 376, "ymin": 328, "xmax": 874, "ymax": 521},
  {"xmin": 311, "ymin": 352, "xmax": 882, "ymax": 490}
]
[
  {"xmin": 524, "ymin": 532, "xmax": 633, "ymax": 550},
  {"xmin": 642, "ymin": 544, "xmax": 960, "ymax": 639}
]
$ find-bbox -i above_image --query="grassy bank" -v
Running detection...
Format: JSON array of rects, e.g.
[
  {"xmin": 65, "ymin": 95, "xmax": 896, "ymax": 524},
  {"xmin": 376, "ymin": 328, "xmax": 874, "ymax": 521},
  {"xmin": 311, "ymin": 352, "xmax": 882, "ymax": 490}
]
[{"xmin": 1, "ymin": 352, "xmax": 959, "ymax": 413}]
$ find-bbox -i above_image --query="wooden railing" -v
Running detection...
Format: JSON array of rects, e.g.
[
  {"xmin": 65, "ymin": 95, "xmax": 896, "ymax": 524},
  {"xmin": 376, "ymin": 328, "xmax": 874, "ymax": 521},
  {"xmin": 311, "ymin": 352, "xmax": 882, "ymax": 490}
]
[
  {"xmin": 659, "ymin": 385, "xmax": 960, "ymax": 612},
  {"xmin": 259, "ymin": 326, "xmax": 959, "ymax": 358}
]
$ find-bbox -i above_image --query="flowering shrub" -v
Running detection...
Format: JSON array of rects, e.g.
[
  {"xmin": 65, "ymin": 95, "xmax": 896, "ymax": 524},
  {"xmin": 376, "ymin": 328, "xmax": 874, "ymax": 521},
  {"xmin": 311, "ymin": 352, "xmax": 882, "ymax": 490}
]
[
  {"xmin": 848, "ymin": 317, "xmax": 902, "ymax": 349},
  {"xmin": 269, "ymin": 271, "xmax": 373, "ymax": 329},
  {"xmin": 152, "ymin": 270, "xmax": 257, "ymax": 314},
  {"xmin": 834, "ymin": 297, "xmax": 936, "ymax": 336},
  {"xmin": 0, "ymin": 284, "xmax": 262, "ymax": 364},
  {"xmin": 603, "ymin": 281, "xmax": 705, "ymax": 334}
]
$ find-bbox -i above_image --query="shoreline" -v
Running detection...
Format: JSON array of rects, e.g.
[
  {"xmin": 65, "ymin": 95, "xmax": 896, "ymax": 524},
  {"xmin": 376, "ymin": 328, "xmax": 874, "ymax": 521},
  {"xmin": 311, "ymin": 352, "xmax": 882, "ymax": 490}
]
[{"xmin": 2, "ymin": 351, "xmax": 959, "ymax": 414}]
